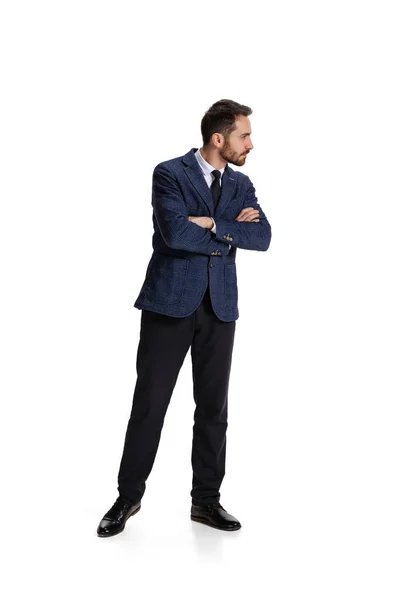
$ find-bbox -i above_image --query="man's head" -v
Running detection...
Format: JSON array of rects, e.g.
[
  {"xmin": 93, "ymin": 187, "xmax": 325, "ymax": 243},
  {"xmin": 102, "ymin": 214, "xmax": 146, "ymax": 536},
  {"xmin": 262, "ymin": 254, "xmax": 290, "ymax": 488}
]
[{"xmin": 201, "ymin": 99, "xmax": 254, "ymax": 167}]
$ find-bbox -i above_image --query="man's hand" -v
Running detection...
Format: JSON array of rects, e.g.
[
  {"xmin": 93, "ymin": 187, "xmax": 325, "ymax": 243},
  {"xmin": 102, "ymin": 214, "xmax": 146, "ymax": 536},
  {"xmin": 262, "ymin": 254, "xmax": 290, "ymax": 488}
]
[
  {"xmin": 188, "ymin": 216, "xmax": 214, "ymax": 229},
  {"xmin": 235, "ymin": 207, "xmax": 260, "ymax": 222}
]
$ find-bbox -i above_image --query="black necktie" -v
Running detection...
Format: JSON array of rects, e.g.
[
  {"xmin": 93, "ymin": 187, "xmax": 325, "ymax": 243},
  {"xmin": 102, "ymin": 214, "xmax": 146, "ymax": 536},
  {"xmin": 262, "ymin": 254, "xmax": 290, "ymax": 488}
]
[{"xmin": 211, "ymin": 170, "xmax": 222, "ymax": 210}]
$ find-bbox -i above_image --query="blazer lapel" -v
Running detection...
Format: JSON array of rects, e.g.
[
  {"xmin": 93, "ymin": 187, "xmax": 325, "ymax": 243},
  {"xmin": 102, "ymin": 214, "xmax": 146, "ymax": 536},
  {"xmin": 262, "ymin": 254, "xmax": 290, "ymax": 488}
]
[{"xmin": 183, "ymin": 149, "xmax": 214, "ymax": 215}]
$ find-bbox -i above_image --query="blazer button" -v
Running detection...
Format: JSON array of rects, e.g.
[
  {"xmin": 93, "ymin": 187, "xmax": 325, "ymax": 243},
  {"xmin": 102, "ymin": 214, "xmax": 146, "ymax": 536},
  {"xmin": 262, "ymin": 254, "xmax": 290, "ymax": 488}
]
[{"xmin": 210, "ymin": 262, "xmax": 214, "ymax": 268}]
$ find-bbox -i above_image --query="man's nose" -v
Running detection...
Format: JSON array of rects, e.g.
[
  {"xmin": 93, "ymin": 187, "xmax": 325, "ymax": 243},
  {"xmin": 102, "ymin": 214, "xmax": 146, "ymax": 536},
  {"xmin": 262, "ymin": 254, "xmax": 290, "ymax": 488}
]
[{"xmin": 246, "ymin": 138, "xmax": 254, "ymax": 150}]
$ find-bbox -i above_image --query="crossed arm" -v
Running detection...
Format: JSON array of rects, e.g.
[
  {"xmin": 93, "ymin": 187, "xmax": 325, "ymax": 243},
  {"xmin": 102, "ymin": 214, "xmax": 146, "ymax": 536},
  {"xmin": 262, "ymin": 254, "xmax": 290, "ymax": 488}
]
[
  {"xmin": 188, "ymin": 206, "xmax": 260, "ymax": 229},
  {"xmin": 152, "ymin": 163, "xmax": 271, "ymax": 255}
]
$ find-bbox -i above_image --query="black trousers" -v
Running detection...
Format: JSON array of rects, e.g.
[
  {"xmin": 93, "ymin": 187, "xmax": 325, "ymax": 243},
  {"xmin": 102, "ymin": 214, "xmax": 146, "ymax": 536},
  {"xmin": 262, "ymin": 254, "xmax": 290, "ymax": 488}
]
[{"xmin": 117, "ymin": 285, "xmax": 236, "ymax": 506}]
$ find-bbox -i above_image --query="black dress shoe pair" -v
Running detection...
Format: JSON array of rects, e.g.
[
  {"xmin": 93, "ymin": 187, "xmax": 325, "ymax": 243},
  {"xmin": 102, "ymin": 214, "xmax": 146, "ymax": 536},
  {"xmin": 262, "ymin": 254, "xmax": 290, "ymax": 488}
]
[
  {"xmin": 97, "ymin": 496, "xmax": 241, "ymax": 537},
  {"xmin": 191, "ymin": 502, "xmax": 241, "ymax": 531},
  {"xmin": 97, "ymin": 496, "xmax": 141, "ymax": 538}
]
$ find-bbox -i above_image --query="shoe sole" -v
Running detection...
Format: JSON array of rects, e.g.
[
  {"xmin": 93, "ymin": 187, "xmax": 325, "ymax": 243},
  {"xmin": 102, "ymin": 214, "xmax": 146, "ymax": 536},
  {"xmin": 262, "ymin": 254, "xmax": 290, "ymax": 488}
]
[
  {"xmin": 97, "ymin": 505, "xmax": 141, "ymax": 538},
  {"xmin": 190, "ymin": 515, "xmax": 241, "ymax": 531}
]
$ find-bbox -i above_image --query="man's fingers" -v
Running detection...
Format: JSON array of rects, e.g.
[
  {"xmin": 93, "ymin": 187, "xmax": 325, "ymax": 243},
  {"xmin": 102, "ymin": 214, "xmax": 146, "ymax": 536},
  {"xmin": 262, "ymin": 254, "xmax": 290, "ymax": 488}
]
[
  {"xmin": 236, "ymin": 209, "xmax": 260, "ymax": 222},
  {"xmin": 238, "ymin": 208, "xmax": 259, "ymax": 215},
  {"xmin": 238, "ymin": 208, "xmax": 256, "ymax": 217}
]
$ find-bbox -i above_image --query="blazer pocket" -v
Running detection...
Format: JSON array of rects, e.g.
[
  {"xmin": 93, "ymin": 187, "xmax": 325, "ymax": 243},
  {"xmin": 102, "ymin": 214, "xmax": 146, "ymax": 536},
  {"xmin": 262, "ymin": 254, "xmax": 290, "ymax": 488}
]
[
  {"xmin": 224, "ymin": 264, "xmax": 238, "ymax": 308},
  {"xmin": 144, "ymin": 254, "xmax": 188, "ymax": 305}
]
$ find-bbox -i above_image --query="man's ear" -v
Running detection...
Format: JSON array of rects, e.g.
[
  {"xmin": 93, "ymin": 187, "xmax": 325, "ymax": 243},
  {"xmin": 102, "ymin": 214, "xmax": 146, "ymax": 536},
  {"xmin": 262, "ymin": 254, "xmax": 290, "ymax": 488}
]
[{"xmin": 211, "ymin": 132, "xmax": 224, "ymax": 148}]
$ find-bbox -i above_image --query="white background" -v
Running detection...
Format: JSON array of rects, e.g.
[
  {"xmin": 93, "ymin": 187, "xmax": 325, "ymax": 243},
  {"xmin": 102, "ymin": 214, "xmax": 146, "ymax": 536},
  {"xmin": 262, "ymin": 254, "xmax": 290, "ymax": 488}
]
[{"xmin": 1, "ymin": 1, "xmax": 399, "ymax": 598}]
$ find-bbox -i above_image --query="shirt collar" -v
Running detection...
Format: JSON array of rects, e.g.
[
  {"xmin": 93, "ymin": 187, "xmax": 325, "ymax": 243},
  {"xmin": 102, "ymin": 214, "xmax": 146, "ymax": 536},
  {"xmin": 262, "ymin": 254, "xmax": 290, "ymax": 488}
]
[{"xmin": 194, "ymin": 148, "xmax": 225, "ymax": 178}]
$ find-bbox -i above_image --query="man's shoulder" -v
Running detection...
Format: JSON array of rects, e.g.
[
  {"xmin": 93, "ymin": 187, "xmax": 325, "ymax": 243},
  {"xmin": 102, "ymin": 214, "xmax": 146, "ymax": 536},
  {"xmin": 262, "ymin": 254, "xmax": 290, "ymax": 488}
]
[
  {"xmin": 225, "ymin": 166, "xmax": 252, "ymax": 188},
  {"xmin": 230, "ymin": 168, "xmax": 249, "ymax": 182},
  {"xmin": 155, "ymin": 156, "xmax": 183, "ymax": 172},
  {"xmin": 154, "ymin": 148, "xmax": 195, "ymax": 174}
]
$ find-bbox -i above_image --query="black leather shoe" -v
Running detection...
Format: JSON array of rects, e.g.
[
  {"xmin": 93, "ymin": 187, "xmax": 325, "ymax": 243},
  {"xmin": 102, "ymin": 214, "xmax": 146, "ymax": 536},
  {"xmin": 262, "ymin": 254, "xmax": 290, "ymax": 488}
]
[
  {"xmin": 97, "ymin": 496, "xmax": 141, "ymax": 537},
  {"xmin": 191, "ymin": 502, "xmax": 241, "ymax": 531}
]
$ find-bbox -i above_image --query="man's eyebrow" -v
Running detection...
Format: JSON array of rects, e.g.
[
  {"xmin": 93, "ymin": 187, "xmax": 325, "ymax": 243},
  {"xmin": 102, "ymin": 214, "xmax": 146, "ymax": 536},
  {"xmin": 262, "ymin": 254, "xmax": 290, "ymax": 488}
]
[{"xmin": 241, "ymin": 132, "xmax": 252, "ymax": 136}]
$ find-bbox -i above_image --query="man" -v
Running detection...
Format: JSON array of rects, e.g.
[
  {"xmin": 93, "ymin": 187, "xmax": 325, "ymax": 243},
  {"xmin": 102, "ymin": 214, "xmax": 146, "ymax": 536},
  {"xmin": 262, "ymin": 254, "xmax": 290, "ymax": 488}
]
[{"xmin": 97, "ymin": 99, "xmax": 272, "ymax": 537}]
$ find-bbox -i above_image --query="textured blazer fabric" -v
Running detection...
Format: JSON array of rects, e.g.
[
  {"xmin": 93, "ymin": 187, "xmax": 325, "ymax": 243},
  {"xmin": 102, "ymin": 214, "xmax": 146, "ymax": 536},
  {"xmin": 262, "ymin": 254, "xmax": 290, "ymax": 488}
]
[{"xmin": 134, "ymin": 148, "xmax": 272, "ymax": 321}]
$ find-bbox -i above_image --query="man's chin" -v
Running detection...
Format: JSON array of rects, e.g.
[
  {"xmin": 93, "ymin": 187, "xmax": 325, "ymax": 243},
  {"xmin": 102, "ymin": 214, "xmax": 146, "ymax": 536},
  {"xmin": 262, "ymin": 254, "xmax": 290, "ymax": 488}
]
[{"xmin": 228, "ymin": 157, "xmax": 247, "ymax": 167}]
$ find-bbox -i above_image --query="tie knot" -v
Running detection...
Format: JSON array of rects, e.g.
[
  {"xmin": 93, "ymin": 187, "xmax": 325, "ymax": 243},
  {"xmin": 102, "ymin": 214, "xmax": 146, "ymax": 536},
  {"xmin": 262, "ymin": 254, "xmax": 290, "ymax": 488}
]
[{"xmin": 211, "ymin": 170, "xmax": 221, "ymax": 181}]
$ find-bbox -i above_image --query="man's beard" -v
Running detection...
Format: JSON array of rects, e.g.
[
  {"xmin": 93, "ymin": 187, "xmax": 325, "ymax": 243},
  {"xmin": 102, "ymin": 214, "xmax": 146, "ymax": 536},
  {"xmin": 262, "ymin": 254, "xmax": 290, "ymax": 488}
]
[{"xmin": 220, "ymin": 141, "xmax": 248, "ymax": 167}]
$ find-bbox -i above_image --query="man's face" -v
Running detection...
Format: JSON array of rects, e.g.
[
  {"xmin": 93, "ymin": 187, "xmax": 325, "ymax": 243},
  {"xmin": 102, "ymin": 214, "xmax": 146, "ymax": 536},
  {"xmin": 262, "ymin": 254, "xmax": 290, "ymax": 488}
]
[{"xmin": 219, "ymin": 115, "xmax": 254, "ymax": 167}]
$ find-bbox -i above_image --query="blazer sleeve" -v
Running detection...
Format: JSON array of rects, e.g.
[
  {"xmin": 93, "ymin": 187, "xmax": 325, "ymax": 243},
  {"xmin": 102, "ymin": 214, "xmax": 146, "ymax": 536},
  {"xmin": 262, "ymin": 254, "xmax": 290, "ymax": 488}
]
[
  {"xmin": 152, "ymin": 163, "xmax": 230, "ymax": 256},
  {"xmin": 212, "ymin": 177, "xmax": 272, "ymax": 251}
]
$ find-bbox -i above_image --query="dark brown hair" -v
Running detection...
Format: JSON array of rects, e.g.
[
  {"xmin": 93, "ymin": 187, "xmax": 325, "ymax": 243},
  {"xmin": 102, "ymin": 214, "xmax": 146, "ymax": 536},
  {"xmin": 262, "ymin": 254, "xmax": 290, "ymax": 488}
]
[{"xmin": 201, "ymin": 99, "xmax": 253, "ymax": 145}]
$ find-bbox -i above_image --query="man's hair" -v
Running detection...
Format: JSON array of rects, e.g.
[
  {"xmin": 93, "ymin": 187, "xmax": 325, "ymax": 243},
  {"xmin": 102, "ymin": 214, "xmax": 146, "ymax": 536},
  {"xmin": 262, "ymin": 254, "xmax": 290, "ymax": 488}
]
[{"xmin": 201, "ymin": 99, "xmax": 253, "ymax": 145}]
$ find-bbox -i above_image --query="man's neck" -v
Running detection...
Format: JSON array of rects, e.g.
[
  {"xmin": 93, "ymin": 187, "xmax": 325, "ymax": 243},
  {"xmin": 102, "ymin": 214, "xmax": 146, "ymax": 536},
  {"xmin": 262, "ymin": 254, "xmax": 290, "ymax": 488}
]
[{"xmin": 200, "ymin": 146, "xmax": 227, "ymax": 170}]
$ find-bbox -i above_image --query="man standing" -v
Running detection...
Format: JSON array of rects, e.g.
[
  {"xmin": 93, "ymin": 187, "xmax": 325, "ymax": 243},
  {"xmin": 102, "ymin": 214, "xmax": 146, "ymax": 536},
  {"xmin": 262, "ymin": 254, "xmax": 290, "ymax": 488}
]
[{"xmin": 97, "ymin": 99, "xmax": 272, "ymax": 537}]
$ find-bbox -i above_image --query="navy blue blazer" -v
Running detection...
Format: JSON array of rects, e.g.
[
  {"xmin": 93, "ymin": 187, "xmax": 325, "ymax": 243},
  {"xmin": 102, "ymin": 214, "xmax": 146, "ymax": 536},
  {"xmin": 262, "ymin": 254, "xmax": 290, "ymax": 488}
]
[{"xmin": 134, "ymin": 148, "xmax": 272, "ymax": 321}]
